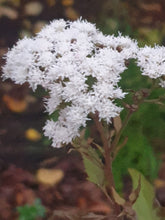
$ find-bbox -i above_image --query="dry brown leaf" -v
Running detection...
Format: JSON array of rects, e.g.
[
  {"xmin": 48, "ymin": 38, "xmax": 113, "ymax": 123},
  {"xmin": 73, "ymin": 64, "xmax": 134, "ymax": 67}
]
[
  {"xmin": 0, "ymin": 6, "xmax": 18, "ymax": 19},
  {"xmin": 154, "ymin": 179, "xmax": 165, "ymax": 188},
  {"xmin": 62, "ymin": 0, "xmax": 74, "ymax": 7},
  {"xmin": 36, "ymin": 168, "xmax": 64, "ymax": 186},
  {"xmin": 3, "ymin": 94, "xmax": 27, "ymax": 113},
  {"xmin": 15, "ymin": 187, "xmax": 36, "ymax": 206}
]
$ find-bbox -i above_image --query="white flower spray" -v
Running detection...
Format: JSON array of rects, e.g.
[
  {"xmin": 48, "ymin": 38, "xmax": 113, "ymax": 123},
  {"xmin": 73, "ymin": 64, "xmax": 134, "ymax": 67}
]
[{"xmin": 2, "ymin": 19, "xmax": 139, "ymax": 147}]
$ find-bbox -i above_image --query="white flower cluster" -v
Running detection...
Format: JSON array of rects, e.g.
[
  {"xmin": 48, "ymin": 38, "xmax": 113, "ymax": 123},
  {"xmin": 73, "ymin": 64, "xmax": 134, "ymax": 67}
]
[
  {"xmin": 2, "ymin": 19, "xmax": 165, "ymax": 147},
  {"xmin": 136, "ymin": 46, "xmax": 165, "ymax": 87}
]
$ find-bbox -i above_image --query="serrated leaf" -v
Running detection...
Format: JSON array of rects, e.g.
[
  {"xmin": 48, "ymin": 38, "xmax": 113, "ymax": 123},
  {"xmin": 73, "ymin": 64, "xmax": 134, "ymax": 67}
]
[{"xmin": 129, "ymin": 168, "xmax": 162, "ymax": 220}]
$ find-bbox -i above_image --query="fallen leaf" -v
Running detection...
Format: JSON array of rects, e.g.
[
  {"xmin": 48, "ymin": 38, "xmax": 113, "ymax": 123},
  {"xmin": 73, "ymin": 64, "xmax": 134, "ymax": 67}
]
[
  {"xmin": 3, "ymin": 94, "xmax": 27, "ymax": 113},
  {"xmin": 24, "ymin": 2, "xmax": 43, "ymax": 16},
  {"xmin": 62, "ymin": 0, "xmax": 74, "ymax": 7},
  {"xmin": 15, "ymin": 186, "xmax": 36, "ymax": 206},
  {"xmin": 25, "ymin": 128, "xmax": 41, "ymax": 142},
  {"xmin": 0, "ymin": 6, "xmax": 18, "ymax": 19},
  {"xmin": 154, "ymin": 179, "xmax": 165, "ymax": 188},
  {"xmin": 36, "ymin": 168, "xmax": 64, "ymax": 186}
]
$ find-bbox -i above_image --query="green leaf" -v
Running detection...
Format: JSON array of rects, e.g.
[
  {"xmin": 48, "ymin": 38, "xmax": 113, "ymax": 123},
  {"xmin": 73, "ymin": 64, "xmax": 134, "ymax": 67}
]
[
  {"xmin": 84, "ymin": 127, "xmax": 90, "ymax": 140},
  {"xmin": 129, "ymin": 168, "xmax": 162, "ymax": 220},
  {"xmin": 17, "ymin": 198, "xmax": 46, "ymax": 220},
  {"xmin": 49, "ymin": 109, "xmax": 59, "ymax": 121},
  {"xmin": 129, "ymin": 175, "xmax": 141, "ymax": 204},
  {"xmin": 82, "ymin": 147, "xmax": 105, "ymax": 187}
]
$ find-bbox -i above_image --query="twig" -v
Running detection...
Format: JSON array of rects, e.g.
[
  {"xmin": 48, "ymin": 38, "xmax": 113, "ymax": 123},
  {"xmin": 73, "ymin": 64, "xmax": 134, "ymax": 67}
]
[
  {"xmin": 112, "ymin": 136, "xmax": 128, "ymax": 160},
  {"xmin": 110, "ymin": 110, "xmax": 132, "ymax": 154}
]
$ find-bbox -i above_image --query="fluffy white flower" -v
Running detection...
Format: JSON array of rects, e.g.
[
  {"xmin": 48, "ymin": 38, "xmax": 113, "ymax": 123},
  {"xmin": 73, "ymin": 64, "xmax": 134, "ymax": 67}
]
[
  {"xmin": 137, "ymin": 46, "xmax": 165, "ymax": 79},
  {"xmin": 44, "ymin": 106, "xmax": 88, "ymax": 147},
  {"xmin": 3, "ymin": 19, "xmax": 139, "ymax": 147}
]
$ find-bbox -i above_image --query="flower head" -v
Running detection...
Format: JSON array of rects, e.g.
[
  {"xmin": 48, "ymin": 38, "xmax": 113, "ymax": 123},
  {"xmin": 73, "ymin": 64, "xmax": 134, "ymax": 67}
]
[
  {"xmin": 136, "ymin": 45, "xmax": 165, "ymax": 87},
  {"xmin": 3, "ymin": 19, "xmax": 138, "ymax": 147}
]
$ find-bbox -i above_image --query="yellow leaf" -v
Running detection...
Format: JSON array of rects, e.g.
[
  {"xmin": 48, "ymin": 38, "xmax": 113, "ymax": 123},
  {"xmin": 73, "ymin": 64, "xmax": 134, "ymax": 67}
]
[
  {"xmin": 36, "ymin": 168, "xmax": 64, "ymax": 186},
  {"xmin": 154, "ymin": 179, "xmax": 165, "ymax": 188},
  {"xmin": 3, "ymin": 94, "xmax": 27, "ymax": 113},
  {"xmin": 61, "ymin": 0, "xmax": 74, "ymax": 7},
  {"xmin": 25, "ymin": 128, "xmax": 41, "ymax": 141}
]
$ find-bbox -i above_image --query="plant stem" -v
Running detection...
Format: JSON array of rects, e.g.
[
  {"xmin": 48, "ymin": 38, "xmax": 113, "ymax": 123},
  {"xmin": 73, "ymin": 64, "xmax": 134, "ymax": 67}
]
[
  {"xmin": 92, "ymin": 113, "xmax": 114, "ymax": 188},
  {"xmin": 92, "ymin": 112, "xmax": 122, "ymax": 218},
  {"xmin": 113, "ymin": 136, "xmax": 128, "ymax": 160}
]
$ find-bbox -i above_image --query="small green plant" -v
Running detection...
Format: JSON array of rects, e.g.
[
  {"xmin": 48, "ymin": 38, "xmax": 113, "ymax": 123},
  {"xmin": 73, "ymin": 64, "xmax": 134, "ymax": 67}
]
[{"xmin": 17, "ymin": 199, "xmax": 46, "ymax": 220}]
